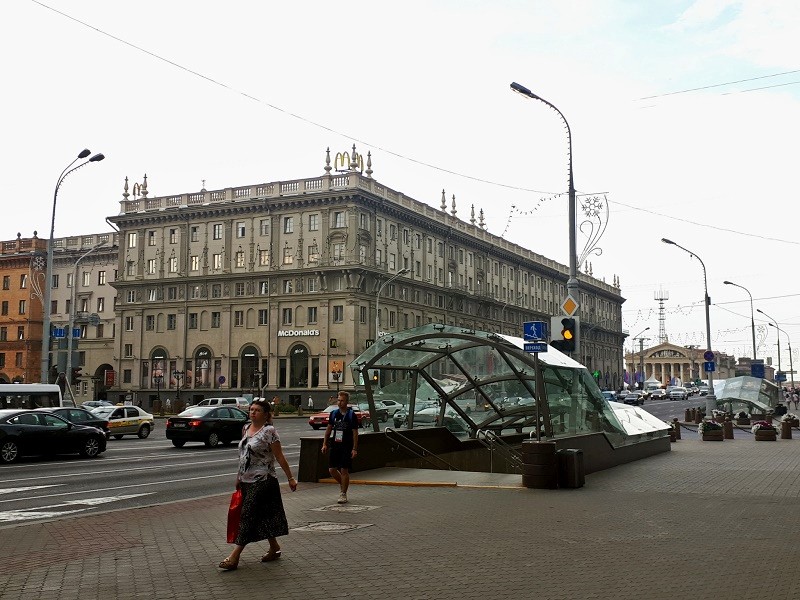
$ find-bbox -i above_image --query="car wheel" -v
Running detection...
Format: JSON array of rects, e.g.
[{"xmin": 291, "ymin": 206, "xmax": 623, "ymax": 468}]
[
  {"xmin": 381, "ymin": 414, "xmax": 388, "ymax": 423},
  {"xmin": 311, "ymin": 425, "xmax": 320, "ymax": 430},
  {"xmin": 172, "ymin": 439, "xmax": 186, "ymax": 448},
  {"xmin": 138, "ymin": 424, "xmax": 151, "ymax": 439},
  {"xmin": 80, "ymin": 437, "xmax": 102, "ymax": 458},
  {"xmin": 113, "ymin": 434, "xmax": 124, "ymax": 440},
  {"xmin": 205, "ymin": 432, "xmax": 220, "ymax": 448},
  {"xmin": 1, "ymin": 440, "xmax": 20, "ymax": 463}
]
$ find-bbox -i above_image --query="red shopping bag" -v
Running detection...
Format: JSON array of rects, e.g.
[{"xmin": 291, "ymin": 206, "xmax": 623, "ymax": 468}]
[{"xmin": 226, "ymin": 489, "xmax": 243, "ymax": 543}]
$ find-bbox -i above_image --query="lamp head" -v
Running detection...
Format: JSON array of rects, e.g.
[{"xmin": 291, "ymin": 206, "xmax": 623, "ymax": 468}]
[
  {"xmin": 661, "ymin": 238, "xmax": 675, "ymax": 245},
  {"xmin": 78, "ymin": 149, "xmax": 91, "ymax": 159},
  {"xmin": 399, "ymin": 268, "xmax": 410, "ymax": 275},
  {"xmin": 723, "ymin": 280, "xmax": 732, "ymax": 285},
  {"xmin": 89, "ymin": 153, "xmax": 105, "ymax": 162},
  {"xmin": 756, "ymin": 309, "xmax": 765, "ymax": 315}
]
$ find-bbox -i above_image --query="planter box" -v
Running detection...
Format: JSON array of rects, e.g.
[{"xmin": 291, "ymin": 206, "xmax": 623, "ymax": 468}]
[
  {"xmin": 755, "ymin": 429, "xmax": 777, "ymax": 441},
  {"xmin": 736, "ymin": 417, "xmax": 751, "ymax": 426},
  {"xmin": 701, "ymin": 430, "xmax": 724, "ymax": 441}
]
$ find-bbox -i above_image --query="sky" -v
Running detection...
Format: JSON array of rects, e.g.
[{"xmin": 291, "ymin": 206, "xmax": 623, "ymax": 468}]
[{"xmin": 3, "ymin": 0, "xmax": 800, "ymax": 374}]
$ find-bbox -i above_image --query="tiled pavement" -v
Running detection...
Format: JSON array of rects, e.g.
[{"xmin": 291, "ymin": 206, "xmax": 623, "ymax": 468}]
[{"xmin": 2, "ymin": 435, "xmax": 800, "ymax": 600}]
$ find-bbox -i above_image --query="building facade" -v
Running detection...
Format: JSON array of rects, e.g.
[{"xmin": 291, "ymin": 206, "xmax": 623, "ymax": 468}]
[
  {"xmin": 104, "ymin": 148, "xmax": 626, "ymax": 408},
  {"xmin": 624, "ymin": 341, "xmax": 737, "ymax": 387}
]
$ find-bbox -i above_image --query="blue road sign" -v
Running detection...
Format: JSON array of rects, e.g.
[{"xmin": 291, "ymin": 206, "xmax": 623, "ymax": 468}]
[
  {"xmin": 776, "ymin": 371, "xmax": 787, "ymax": 382},
  {"xmin": 524, "ymin": 342, "xmax": 548, "ymax": 353},
  {"xmin": 523, "ymin": 321, "xmax": 548, "ymax": 341},
  {"xmin": 72, "ymin": 328, "xmax": 81, "ymax": 338},
  {"xmin": 703, "ymin": 350, "xmax": 714, "ymax": 361},
  {"xmin": 703, "ymin": 361, "xmax": 716, "ymax": 372},
  {"xmin": 751, "ymin": 363, "xmax": 765, "ymax": 378},
  {"xmin": 53, "ymin": 328, "xmax": 65, "ymax": 338}
]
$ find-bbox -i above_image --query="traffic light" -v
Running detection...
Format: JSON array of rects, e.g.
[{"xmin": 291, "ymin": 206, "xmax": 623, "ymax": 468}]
[
  {"xmin": 550, "ymin": 316, "xmax": 579, "ymax": 353},
  {"xmin": 70, "ymin": 367, "xmax": 82, "ymax": 385}
]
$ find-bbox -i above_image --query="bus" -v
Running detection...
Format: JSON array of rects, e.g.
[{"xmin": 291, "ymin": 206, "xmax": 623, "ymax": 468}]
[{"xmin": 0, "ymin": 384, "xmax": 73, "ymax": 409}]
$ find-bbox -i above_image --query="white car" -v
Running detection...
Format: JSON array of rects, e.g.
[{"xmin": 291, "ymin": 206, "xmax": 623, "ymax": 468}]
[
  {"xmin": 91, "ymin": 405, "xmax": 155, "ymax": 439},
  {"xmin": 377, "ymin": 400, "xmax": 404, "ymax": 417},
  {"xmin": 668, "ymin": 387, "xmax": 688, "ymax": 401}
]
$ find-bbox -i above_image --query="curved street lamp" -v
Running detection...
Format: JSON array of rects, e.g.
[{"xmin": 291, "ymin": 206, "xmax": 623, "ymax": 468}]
[
  {"xmin": 661, "ymin": 238, "xmax": 716, "ymax": 415},
  {"xmin": 375, "ymin": 268, "xmax": 409, "ymax": 338},
  {"xmin": 510, "ymin": 82, "xmax": 578, "ymax": 299},
  {"xmin": 723, "ymin": 280, "xmax": 757, "ymax": 360},
  {"xmin": 632, "ymin": 327, "xmax": 650, "ymax": 390},
  {"xmin": 768, "ymin": 322, "xmax": 794, "ymax": 389},
  {"xmin": 757, "ymin": 308, "xmax": 783, "ymax": 389},
  {"xmin": 41, "ymin": 149, "xmax": 105, "ymax": 382}
]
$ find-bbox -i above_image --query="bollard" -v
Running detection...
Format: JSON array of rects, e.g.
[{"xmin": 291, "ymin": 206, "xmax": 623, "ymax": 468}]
[
  {"xmin": 521, "ymin": 441, "xmax": 558, "ymax": 489},
  {"xmin": 673, "ymin": 418, "xmax": 681, "ymax": 440},
  {"xmin": 723, "ymin": 417, "xmax": 734, "ymax": 439},
  {"xmin": 694, "ymin": 409, "xmax": 702, "ymax": 425},
  {"xmin": 781, "ymin": 421, "xmax": 792, "ymax": 439},
  {"xmin": 684, "ymin": 408, "xmax": 691, "ymax": 422}
]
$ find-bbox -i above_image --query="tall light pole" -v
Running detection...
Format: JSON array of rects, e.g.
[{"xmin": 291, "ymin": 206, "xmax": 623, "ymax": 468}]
[
  {"xmin": 510, "ymin": 82, "xmax": 578, "ymax": 302},
  {"xmin": 768, "ymin": 323, "xmax": 794, "ymax": 389},
  {"xmin": 375, "ymin": 268, "xmax": 409, "ymax": 338},
  {"xmin": 65, "ymin": 241, "xmax": 107, "ymax": 388},
  {"xmin": 757, "ymin": 308, "xmax": 783, "ymax": 390},
  {"xmin": 723, "ymin": 280, "xmax": 757, "ymax": 360},
  {"xmin": 661, "ymin": 238, "xmax": 716, "ymax": 415},
  {"xmin": 41, "ymin": 149, "xmax": 105, "ymax": 382},
  {"xmin": 630, "ymin": 327, "xmax": 650, "ymax": 389}
]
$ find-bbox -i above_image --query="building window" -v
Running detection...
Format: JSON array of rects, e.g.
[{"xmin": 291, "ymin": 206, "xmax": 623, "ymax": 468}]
[
  {"xmin": 147, "ymin": 259, "xmax": 157, "ymax": 275},
  {"xmin": 127, "ymin": 232, "xmax": 137, "ymax": 248},
  {"xmin": 212, "ymin": 284, "xmax": 222, "ymax": 298},
  {"xmin": 376, "ymin": 219, "xmax": 382, "ymax": 237},
  {"xmin": 308, "ymin": 245, "xmax": 319, "ymax": 263},
  {"xmin": 169, "ymin": 228, "xmax": 177, "ymax": 244},
  {"xmin": 124, "ymin": 344, "xmax": 133, "ymax": 358},
  {"xmin": 188, "ymin": 313, "xmax": 198, "ymax": 329},
  {"xmin": 167, "ymin": 314, "xmax": 177, "ymax": 330},
  {"xmin": 190, "ymin": 286, "xmax": 201, "ymax": 299},
  {"xmin": 403, "ymin": 229, "xmax": 410, "ymax": 245},
  {"xmin": 125, "ymin": 316, "xmax": 134, "ymax": 331},
  {"xmin": 51, "ymin": 274, "xmax": 59, "ymax": 289},
  {"xmin": 259, "ymin": 249, "xmax": 270, "ymax": 266},
  {"xmin": 148, "ymin": 289, "xmax": 158, "ymax": 302},
  {"xmin": 190, "ymin": 226, "xmax": 199, "ymax": 242},
  {"xmin": 126, "ymin": 290, "xmax": 135, "ymax": 303},
  {"xmin": 123, "ymin": 369, "xmax": 132, "ymax": 384},
  {"xmin": 169, "ymin": 257, "xmax": 178, "ymax": 273},
  {"xmin": 18, "ymin": 300, "xmax": 26, "ymax": 315},
  {"xmin": 415, "ymin": 233, "xmax": 422, "ymax": 249},
  {"xmin": 235, "ymin": 251, "xmax": 245, "ymax": 268},
  {"xmin": 20, "ymin": 274, "xmax": 28, "ymax": 289},
  {"xmin": 235, "ymin": 282, "xmax": 245, "ymax": 296},
  {"xmin": 234, "ymin": 311, "xmax": 244, "ymax": 326},
  {"xmin": 359, "ymin": 213, "xmax": 368, "ymax": 230},
  {"xmin": 260, "ymin": 219, "xmax": 270, "ymax": 235},
  {"xmin": 333, "ymin": 305, "xmax": 344, "ymax": 323},
  {"xmin": 375, "ymin": 249, "xmax": 382, "ymax": 264},
  {"xmin": 389, "ymin": 312, "xmax": 396, "ymax": 327},
  {"xmin": 147, "ymin": 231, "xmax": 156, "ymax": 246},
  {"xmin": 259, "ymin": 281, "xmax": 269, "ymax": 295},
  {"xmin": 359, "ymin": 306, "xmax": 367, "ymax": 324},
  {"xmin": 283, "ymin": 217, "xmax": 294, "ymax": 234},
  {"xmin": 213, "ymin": 224, "xmax": 223, "ymax": 240},
  {"xmin": 333, "ymin": 211, "xmax": 345, "ymax": 228},
  {"xmin": 97, "ymin": 297, "xmax": 105, "ymax": 312},
  {"xmin": 236, "ymin": 222, "xmax": 246, "ymax": 237},
  {"xmin": 191, "ymin": 256, "xmax": 199, "ymax": 271},
  {"xmin": 308, "ymin": 214, "xmax": 319, "ymax": 231},
  {"xmin": 0, "ymin": 327, "xmax": 5, "ymax": 341},
  {"xmin": 50, "ymin": 300, "xmax": 57, "ymax": 314},
  {"xmin": 0, "ymin": 353, "xmax": 4, "ymax": 368},
  {"xmin": 389, "ymin": 254, "xmax": 396, "ymax": 270},
  {"xmin": 146, "ymin": 315, "xmax": 155, "ymax": 331},
  {"xmin": 307, "ymin": 306, "xmax": 317, "ymax": 324},
  {"xmin": 96, "ymin": 323, "xmax": 104, "ymax": 338},
  {"xmin": 283, "ymin": 279, "xmax": 293, "ymax": 294},
  {"xmin": 0, "ymin": 301, "xmax": 6, "ymax": 316},
  {"xmin": 17, "ymin": 326, "xmax": 24, "ymax": 340},
  {"xmin": 283, "ymin": 247, "xmax": 293, "ymax": 265},
  {"xmin": 167, "ymin": 286, "xmax": 177, "ymax": 300},
  {"xmin": 98, "ymin": 270, "xmax": 106, "ymax": 285},
  {"xmin": 258, "ymin": 309, "xmax": 268, "ymax": 325},
  {"xmin": 211, "ymin": 312, "xmax": 221, "ymax": 328},
  {"xmin": 2, "ymin": 276, "xmax": 9, "ymax": 290},
  {"xmin": 213, "ymin": 254, "xmax": 222, "ymax": 270},
  {"xmin": 390, "ymin": 224, "xmax": 397, "ymax": 240},
  {"xmin": 282, "ymin": 308, "xmax": 292, "ymax": 325},
  {"xmin": 307, "ymin": 278, "xmax": 317, "ymax": 293}
]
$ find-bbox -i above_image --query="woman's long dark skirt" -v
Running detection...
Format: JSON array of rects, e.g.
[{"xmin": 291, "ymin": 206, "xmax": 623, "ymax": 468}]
[{"xmin": 234, "ymin": 476, "xmax": 289, "ymax": 545}]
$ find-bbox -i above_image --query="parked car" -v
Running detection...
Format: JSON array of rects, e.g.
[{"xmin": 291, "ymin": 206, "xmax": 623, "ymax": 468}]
[
  {"xmin": 82, "ymin": 400, "xmax": 113, "ymax": 409},
  {"xmin": 697, "ymin": 386, "xmax": 710, "ymax": 396},
  {"xmin": 0, "ymin": 409, "xmax": 107, "ymax": 463},
  {"xmin": 601, "ymin": 391, "xmax": 616, "ymax": 403},
  {"xmin": 165, "ymin": 406, "xmax": 248, "ymax": 448},
  {"xmin": 307, "ymin": 405, "xmax": 365, "ymax": 430},
  {"xmin": 37, "ymin": 407, "xmax": 110, "ymax": 438},
  {"xmin": 623, "ymin": 393, "xmax": 644, "ymax": 406},
  {"xmin": 90, "ymin": 405, "xmax": 155, "ymax": 439},
  {"xmin": 193, "ymin": 397, "xmax": 250, "ymax": 410},
  {"xmin": 377, "ymin": 399, "xmax": 404, "ymax": 417},
  {"xmin": 357, "ymin": 402, "xmax": 389, "ymax": 424},
  {"xmin": 649, "ymin": 389, "xmax": 667, "ymax": 400},
  {"xmin": 668, "ymin": 387, "xmax": 689, "ymax": 401}
]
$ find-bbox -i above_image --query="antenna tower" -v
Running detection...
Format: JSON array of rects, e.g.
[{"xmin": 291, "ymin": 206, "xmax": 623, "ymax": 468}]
[{"xmin": 654, "ymin": 287, "xmax": 669, "ymax": 344}]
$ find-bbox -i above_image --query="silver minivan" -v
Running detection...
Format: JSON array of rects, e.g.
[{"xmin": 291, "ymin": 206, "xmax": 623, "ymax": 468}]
[{"xmin": 195, "ymin": 397, "xmax": 250, "ymax": 409}]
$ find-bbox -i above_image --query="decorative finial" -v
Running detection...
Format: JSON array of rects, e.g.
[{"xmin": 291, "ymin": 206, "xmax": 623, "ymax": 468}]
[
  {"xmin": 451, "ymin": 194, "xmax": 457, "ymax": 217},
  {"xmin": 440, "ymin": 189, "xmax": 447, "ymax": 211},
  {"xmin": 479, "ymin": 209, "xmax": 485, "ymax": 229},
  {"xmin": 17, "ymin": 232, "xmax": 21, "ymax": 239},
  {"xmin": 350, "ymin": 144, "xmax": 358, "ymax": 170},
  {"xmin": 141, "ymin": 174, "xmax": 149, "ymax": 198},
  {"xmin": 365, "ymin": 151, "xmax": 373, "ymax": 178},
  {"xmin": 324, "ymin": 147, "xmax": 332, "ymax": 174},
  {"xmin": 201, "ymin": 179, "xmax": 206, "ymax": 192},
  {"xmin": 470, "ymin": 204, "xmax": 476, "ymax": 225},
  {"xmin": 123, "ymin": 176, "xmax": 129, "ymax": 200},
  {"xmin": 33, "ymin": 231, "xmax": 38, "ymax": 238}
]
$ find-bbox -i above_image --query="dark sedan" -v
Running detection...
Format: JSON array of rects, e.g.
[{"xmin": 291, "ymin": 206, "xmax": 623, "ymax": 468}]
[
  {"xmin": 0, "ymin": 409, "xmax": 107, "ymax": 463},
  {"xmin": 165, "ymin": 406, "xmax": 248, "ymax": 448},
  {"xmin": 623, "ymin": 393, "xmax": 645, "ymax": 406},
  {"xmin": 37, "ymin": 407, "xmax": 110, "ymax": 438}
]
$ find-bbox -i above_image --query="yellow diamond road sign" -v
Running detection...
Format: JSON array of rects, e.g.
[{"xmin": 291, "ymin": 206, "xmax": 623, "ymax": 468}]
[{"xmin": 561, "ymin": 295, "xmax": 578, "ymax": 316}]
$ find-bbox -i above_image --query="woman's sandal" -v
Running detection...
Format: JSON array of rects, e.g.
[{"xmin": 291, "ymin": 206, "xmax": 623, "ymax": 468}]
[
  {"xmin": 261, "ymin": 549, "xmax": 282, "ymax": 562},
  {"xmin": 218, "ymin": 557, "xmax": 239, "ymax": 571}
]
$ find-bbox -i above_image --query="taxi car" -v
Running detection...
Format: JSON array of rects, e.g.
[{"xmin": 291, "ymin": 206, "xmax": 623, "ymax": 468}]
[
  {"xmin": 91, "ymin": 405, "xmax": 155, "ymax": 439},
  {"xmin": 307, "ymin": 405, "xmax": 365, "ymax": 430}
]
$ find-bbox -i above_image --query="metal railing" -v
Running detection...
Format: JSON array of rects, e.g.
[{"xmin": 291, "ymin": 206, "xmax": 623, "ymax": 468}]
[
  {"xmin": 475, "ymin": 428, "xmax": 523, "ymax": 473},
  {"xmin": 383, "ymin": 427, "xmax": 459, "ymax": 471}
]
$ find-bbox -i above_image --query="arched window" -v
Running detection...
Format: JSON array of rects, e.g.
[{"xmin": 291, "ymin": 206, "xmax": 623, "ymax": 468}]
[
  {"xmin": 289, "ymin": 344, "xmax": 309, "ymax": 387},
  {"xmin": 194, "ymin": 347, "xmax": 213, "ymax": 388},
  {"xmin": 241, "ymin": 345, "xmax": 260, "ymax": 391}
]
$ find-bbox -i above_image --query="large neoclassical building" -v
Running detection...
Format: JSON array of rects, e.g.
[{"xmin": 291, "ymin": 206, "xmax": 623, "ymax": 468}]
[{"xmin": 624, "ymin": 341, "xmax": 737, "ymax": 387}]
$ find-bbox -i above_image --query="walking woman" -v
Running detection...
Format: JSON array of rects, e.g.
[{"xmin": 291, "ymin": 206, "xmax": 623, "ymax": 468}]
[{"xmin": 218, "ymin": 399, "xmax": 297, "ymax": 570}]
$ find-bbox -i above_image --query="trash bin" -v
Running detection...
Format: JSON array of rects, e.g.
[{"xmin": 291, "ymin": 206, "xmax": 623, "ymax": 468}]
[
  {"xmin": 521, "ymin": 440, "xmax": 558, "ymax": 489},
  {"xmin": 556, "ymin": 448, "xmax": 585, "ymax": 489}
]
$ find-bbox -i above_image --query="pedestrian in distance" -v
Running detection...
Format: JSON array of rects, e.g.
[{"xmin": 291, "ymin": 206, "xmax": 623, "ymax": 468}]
[
  {"xmin": 321, "ymin": 391, "xmax": 358, "ymax": 504},
  {"xmin": 218, "ymin": 399, "xmax": 297, "ymax": 571},
  {"xmin": 308, "ymin": 396, "xmax": 314, "ymax": 410}
]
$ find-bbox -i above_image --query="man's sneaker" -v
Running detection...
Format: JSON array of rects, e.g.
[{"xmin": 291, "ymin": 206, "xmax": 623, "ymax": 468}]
[{"xmin": 337, "ymin": 492, "xmax": 347, "ymax": 504}]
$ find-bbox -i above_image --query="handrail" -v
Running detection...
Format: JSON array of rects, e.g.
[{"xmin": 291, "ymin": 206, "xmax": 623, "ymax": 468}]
[
  {"xmin": 383, "ymin": 427, "xmax": 459, "ymax": 471},
  {"xmin": 475, "ymin": 428, "xmax": 523, "ymax": 473}
]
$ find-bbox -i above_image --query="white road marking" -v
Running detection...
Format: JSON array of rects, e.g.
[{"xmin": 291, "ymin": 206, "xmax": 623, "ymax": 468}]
[
  {"xmin": 0, "ymin": 485, "xmax": 62, "ymax": 495},
  {"xmin": 0, "ymin": 493, "xmax": 153, "ymax": 523}
]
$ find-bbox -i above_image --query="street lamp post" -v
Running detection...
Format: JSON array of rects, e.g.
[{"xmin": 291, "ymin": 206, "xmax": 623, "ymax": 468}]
[
  {"xmin": 65, "ymin": 241, "xmax": 107, "ymax": 387},
  {"xmin": 630, "ymin": 327, "xmax": 650, "ymax": 390},
  {"xmin": 768, "ymin": 323, "xmax": 794, "ymax": 389},
  {"xmin": 757, "ymin": 309, "xmax": 783, "ymax": 390},
  {"xmin": 661, "ymin": 239, "xmax": 717, "ymax": 415},
  {"xmin": 510, "ymin": 82, "xmax": 578, "ymax": 301},
  {"xmin": 331, "ymin": 367, "xmax": 342, "ymax": 392},
  {"xmin": 153, "ymin": 373, "xmax": 164, "ymax": 410},
  {"xmin": 172, "ymin": 370, "xmax": 185, "ymax": 413},
  {"xmin": 41, "ymin": 149, "xmax": 105, "ymax": 382},
  {"xmin": 375, "ymin": 268, "xmax": 409, "ymax": 338},
  {"xmin": 723, "ymin": 280, "xmax": 757, "ymax": 360}
]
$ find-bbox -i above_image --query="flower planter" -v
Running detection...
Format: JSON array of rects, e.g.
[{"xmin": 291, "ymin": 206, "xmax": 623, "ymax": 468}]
[
  {"xmin": 790, "ymin": 418, "xmax": 800, "ymax": 427},
  {"xmin": 755, "ymin": 429, "xmax": 777, "ymax": 441},
  {"xmin": 701, "ymin": 430, "xmax": 724, "ymax": 441},
  {"xmin": 736, "ymin": 417, "xmax": 751, "ymax": 426}
]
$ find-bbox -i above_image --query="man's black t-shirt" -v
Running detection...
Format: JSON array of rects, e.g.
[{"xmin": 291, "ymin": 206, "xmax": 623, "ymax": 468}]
[{"xmin": 329, "ymin": 407, "xmax": 358, "ymax": 448}]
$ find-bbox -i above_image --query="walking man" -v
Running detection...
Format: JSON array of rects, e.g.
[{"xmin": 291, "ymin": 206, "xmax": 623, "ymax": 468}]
[
  {"xmin": 308, "ymin": 396, "xmax": 314, "ymax": 410},
  {"xmin": 321, "ymin": 391, "xmax": 358, "ymax": 504}
]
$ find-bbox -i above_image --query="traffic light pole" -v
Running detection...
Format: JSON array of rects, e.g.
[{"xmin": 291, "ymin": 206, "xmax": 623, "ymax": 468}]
[{"xmin": 66, "ymin": 242, "xmax": 106, "ymax": 389}]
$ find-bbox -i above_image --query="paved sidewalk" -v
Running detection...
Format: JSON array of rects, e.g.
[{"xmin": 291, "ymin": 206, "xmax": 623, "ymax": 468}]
[{"xmin": 2, "ymin": 436, "xmax": 800, "ymax": 599}]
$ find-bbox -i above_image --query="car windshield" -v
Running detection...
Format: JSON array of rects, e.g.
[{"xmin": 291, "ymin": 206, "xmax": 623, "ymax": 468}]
[
  {"xmin": 178, "ymin": 406, "xmax": 215, "ymax": 417},
  {"xmin": 91, "ymin": 407, "xmax": 116, "ymax": 417}
]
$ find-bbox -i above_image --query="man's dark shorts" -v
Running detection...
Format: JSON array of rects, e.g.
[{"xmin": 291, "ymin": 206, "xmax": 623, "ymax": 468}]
[{"xmin": 329, "ymin": 444, "xmax": 353, "ymax": 470}]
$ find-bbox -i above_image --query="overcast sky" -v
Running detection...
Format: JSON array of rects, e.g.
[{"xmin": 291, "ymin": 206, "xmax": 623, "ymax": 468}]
[{"xmin": 4, "ymin": 0, "xmax": 799, "ymax": 373}]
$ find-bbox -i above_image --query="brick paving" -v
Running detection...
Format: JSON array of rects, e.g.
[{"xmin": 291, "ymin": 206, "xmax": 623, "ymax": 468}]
[{"xmin": 2, "ymin": 436, "xmax": 800, "ymax": 599}]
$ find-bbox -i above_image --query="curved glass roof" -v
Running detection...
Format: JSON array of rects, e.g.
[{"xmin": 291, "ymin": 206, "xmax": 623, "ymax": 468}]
[{"xmin": 351, "ymin": 324, "xmax": 668, "ymax": 446}]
